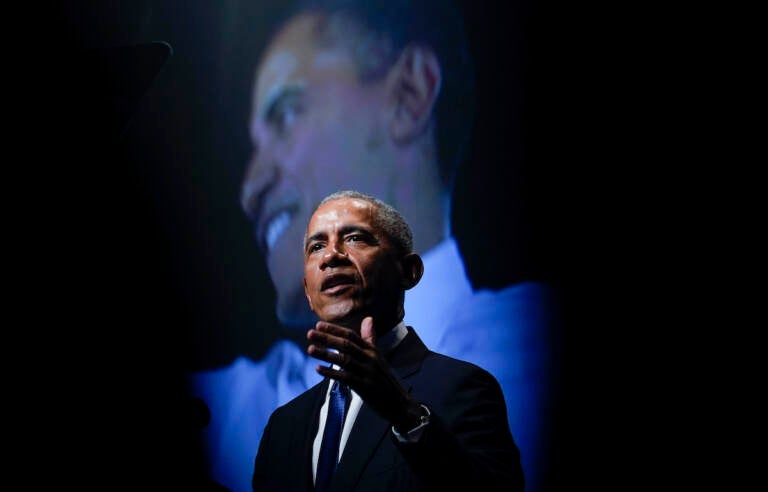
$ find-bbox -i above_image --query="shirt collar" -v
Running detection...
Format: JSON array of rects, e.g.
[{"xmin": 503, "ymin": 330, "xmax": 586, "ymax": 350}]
[
  {"xmin": 329, "ymin": 321, "xmax": 407, "ymax": 372},
  {"xmin": 376, "ymin": 320, "xmax": 407, "ymax": 356}
]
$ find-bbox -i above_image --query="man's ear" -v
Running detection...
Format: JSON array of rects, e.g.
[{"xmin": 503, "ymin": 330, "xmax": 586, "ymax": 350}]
[
  {"xmin": 400, "ymin": 253, "xmax": 424, "ymax": 290},
  {"xmin": 386, "ymin": 44, "xmax": 442, "ymax": 144},
  {"xmin": 303, "ymin": 277, "xmax": 315, "ymax": 312}
]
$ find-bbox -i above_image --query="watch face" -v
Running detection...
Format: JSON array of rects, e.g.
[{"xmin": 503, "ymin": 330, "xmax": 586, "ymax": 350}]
[
  {"xmin": 395, "ymin": 404, "xmax": 431, "ymax": 436},
  {"xmin": 419, "ymin": 404, "xmax": 431, "ymax": 423}
]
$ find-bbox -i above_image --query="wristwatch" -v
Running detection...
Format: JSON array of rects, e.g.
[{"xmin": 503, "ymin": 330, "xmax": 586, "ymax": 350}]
[
  {"xmin": 399, "ymin": 404, "xmax": 431, "ymax": 435},
  {"xmin": 409, "ymin": 404, "xmax": 431, "ymax": 433}
]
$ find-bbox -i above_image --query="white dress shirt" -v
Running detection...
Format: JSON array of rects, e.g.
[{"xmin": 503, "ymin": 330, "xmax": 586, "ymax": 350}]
[{"xmin": 311, "ymin": 321, "xmax": 408, "ymax": 482}]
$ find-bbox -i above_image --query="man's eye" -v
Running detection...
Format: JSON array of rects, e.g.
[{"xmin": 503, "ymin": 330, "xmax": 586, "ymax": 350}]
[
  {"xmin": 347, "ymin": 234, "xmax": 371, "ymax": 244},
  {"xmin": 308, "ymin": 243, "xmax": 324, "ymax": 253},
  {"xmin": 273, "ymin": 107, "xmax": 296, "ymax": 135}
]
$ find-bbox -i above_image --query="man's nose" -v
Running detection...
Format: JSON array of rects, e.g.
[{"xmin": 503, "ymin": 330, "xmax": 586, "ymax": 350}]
[{"xmin": 321, "ymin": 242, "xmax": 348, "ymax": 268}]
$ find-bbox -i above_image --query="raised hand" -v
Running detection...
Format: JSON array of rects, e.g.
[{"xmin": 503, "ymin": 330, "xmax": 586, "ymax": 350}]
[{"xmin": 307, "ymin": 317, "xmax": 422, "ymax": 431}]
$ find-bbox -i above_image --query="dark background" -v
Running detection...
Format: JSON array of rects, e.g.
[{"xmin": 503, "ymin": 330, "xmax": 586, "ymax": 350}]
[{"xmin": 14, "ymin": 0, "xmax": 653, "ymax": 489}]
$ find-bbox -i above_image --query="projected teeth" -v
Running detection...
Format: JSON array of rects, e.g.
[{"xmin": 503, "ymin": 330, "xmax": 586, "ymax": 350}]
[{"xmin": 266, "ymin": 210, "xmax": 291, "ymax": 251}]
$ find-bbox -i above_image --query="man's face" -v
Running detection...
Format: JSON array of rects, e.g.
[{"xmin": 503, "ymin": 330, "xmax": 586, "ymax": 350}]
[
  {"xmin": 302, "ymin": 197, "xmax": 402, "ymax": 325},
  {"xmin": 243, "ymin": 13, "xmax": 397, "ymax": 327}
]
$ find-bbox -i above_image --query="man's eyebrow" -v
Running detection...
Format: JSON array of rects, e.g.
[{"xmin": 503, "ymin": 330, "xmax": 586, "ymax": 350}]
[
  {"xmin": 338, "ymin": 225, "xmax": 373, "ymax": 237},
  {"xmin": 304, "ymin": 226, "xmax": 376, "ymax": 248},
  {"xmin": 305, "ymin": 231, "xmax": 327, "ymax": 248}
]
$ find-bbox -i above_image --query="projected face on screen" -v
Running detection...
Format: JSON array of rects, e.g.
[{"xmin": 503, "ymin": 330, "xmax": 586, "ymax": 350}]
[{"xmin": 241, "ymin": 12, "xmax": 443, "ymax": 328}]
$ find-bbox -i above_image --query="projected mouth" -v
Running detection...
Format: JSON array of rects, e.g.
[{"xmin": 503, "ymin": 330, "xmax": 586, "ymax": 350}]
[{"xmin": 265, "ymin": 210, "xmax": 291, "ymax": 252}]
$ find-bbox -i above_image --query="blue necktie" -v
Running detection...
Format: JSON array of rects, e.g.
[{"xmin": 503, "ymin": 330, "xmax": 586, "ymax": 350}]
[{"xmin": 315, "ymin": 380, "xmax": 350, "ymax": 492}]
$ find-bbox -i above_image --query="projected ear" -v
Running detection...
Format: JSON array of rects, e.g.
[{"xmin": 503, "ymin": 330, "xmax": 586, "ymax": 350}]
[
  {"xmin": 400, "ymin": 253, "xmax": 424, "ymax": 290},
  {"xmin": 386, "ymin": 44, "xmax": 442, "ymax": 144}
]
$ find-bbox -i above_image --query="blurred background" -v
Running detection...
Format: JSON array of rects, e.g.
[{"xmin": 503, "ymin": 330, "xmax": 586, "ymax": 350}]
[
  {"xmin": 20, "ymin": 0, "xmax": 606, "ymax": 489},
  {"xmin": 45, "ymin": 0, "xmax": 569, "ymax": 370}
]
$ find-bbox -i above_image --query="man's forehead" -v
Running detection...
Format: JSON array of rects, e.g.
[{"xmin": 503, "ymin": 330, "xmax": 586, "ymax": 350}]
[{"xmin": 309, "ymin": 199, "xmax": 373, "ymax": 228}]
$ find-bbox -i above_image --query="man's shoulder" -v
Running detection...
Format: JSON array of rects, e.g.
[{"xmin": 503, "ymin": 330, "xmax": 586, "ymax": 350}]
[
  {"xmin": 410, "ymin": 349, "xmax": 505, "ymax": 404},
  {"xmin": 421, "ymin": 348, "xmax": 498, "ymax": 383}
]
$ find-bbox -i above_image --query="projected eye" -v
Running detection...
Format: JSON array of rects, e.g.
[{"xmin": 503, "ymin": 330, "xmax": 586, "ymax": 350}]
[{"xmin": 267, "ymin": 90, "xmax": 304, "ymax": 137}]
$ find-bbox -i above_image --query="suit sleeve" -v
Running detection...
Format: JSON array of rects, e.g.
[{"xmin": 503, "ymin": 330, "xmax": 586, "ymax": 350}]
[{"xmin": 394, "ymin": 364, "xmax": 525, "ymax": 492}]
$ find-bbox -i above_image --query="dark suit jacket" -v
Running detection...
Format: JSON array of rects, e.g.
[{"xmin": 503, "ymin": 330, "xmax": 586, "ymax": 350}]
[{"xmin": 252, "ymin": 327, "xmax": 524, "ymax": 491}]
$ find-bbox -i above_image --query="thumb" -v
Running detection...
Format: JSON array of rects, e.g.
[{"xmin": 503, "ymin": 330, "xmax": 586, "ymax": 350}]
[{"xmin": 360, "ymin": 316, "xmax": 375, "ymax": 347}]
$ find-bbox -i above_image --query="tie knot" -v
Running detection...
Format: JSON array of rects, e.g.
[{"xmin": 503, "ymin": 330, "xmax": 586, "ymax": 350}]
[{"xmin": 331, "ymin": 381, "xmax": 350, "ymax": 400}]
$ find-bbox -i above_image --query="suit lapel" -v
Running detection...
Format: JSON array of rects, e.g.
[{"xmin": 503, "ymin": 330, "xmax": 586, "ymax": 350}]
[
  {"xmin": 331, "ymin": 400, "xmax": 391, "ymax": 491},
  {"xmin": 387, "ymin": 326, "xmax": 429, "ymax": 380},
  {"xmin": 298, "ymin": 378, "xmax": 331, "ymax": 492},
  {"xmin": 328, "ymin": 327, "xmax": 430, "ymax": 491}
]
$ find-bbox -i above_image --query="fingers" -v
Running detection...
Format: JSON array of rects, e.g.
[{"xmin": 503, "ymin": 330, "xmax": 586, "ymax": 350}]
[
  {"xmin": 307, "ymin": 322, "xmax": 360, "ymax": 366},
  {"xmin": 307, "ymin": 322, "xmax": 369, "ymax": 351},
  {"xmin": 315, "ymin": 364, "xmax": 348, "ymax": 383},
  {"xmin": 313, "ymin": 321, "xmax": 365, "ymax": 343},
  {"xmin": 306, "ymin": 319, "xmax": 379, "ymax": 374},
  {"xmin": 306, "ymin": 344, "xmax": 351, "ymax": 367}
]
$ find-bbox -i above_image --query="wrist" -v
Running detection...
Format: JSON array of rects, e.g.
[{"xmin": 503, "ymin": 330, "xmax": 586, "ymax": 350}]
[{"xmin": 394, "ymin": 402, "xmax": 430, "ymax": 434}]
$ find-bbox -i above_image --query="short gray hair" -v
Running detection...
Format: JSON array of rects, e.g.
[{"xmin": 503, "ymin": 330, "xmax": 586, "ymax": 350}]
[{"xmin": 315, "ymin": 190, "xmax": 414, "ymax": 255}]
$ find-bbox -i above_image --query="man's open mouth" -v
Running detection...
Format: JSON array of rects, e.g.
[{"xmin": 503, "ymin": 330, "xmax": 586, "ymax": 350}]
[{"xmin": 321, "ymin": 274, "xmax": 356, "ymax": 292}]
